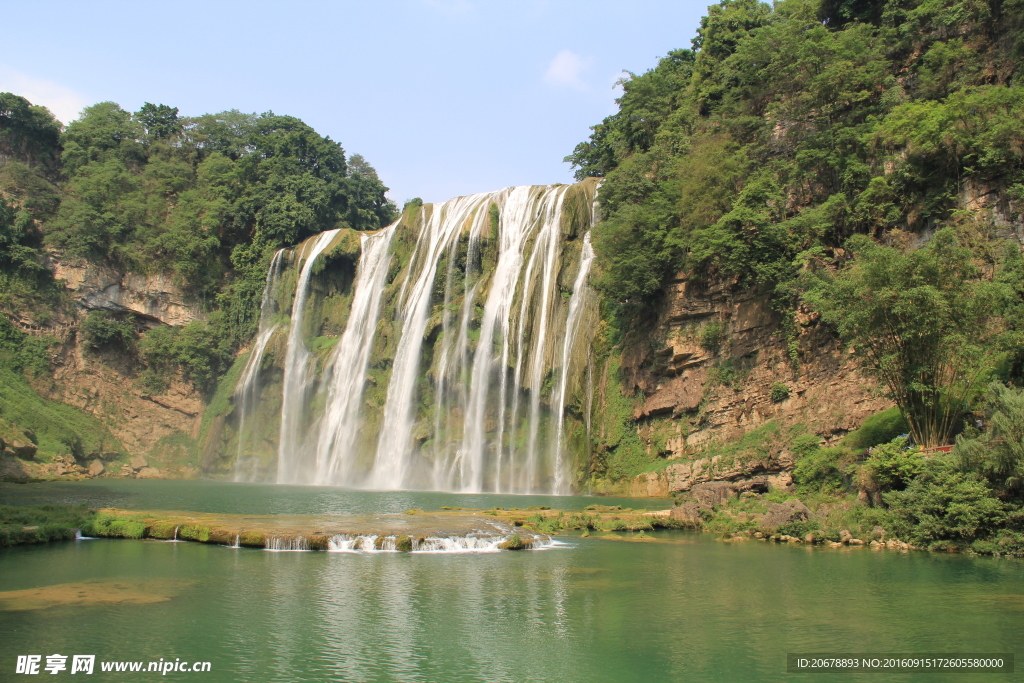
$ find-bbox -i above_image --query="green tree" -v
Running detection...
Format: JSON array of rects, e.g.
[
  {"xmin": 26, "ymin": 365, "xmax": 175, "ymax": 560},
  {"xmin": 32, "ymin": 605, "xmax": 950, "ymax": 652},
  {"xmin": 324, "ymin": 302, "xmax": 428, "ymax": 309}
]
[
  {"xmin": 805, "ymin": 228, "xmax": 1008, "ymax": 447},
  {"xmin": 61, "ymin": 102, "xmax": 146, "ymax": 173},
  {"xmin": 135, "ymin": 102, "xmax": 180, "ymax": 140},
  {"xmin": 884, "ymin": 460, "xmax": 1007, "ymax": 548},
  {"xmin": 955, "ymin": 381, "xmax": 1024, "ymax": 495},
  {"xmin": 0, "ymin": 92, "xmax": 62, "ymax": 174}
]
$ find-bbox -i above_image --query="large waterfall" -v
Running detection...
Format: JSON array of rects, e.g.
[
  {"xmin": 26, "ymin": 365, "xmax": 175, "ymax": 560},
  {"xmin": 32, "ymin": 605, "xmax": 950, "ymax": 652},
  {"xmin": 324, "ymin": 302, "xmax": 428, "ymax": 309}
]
[{"xmin": 228, "ymin": 180, "xmax": 600, "ymax": 494}]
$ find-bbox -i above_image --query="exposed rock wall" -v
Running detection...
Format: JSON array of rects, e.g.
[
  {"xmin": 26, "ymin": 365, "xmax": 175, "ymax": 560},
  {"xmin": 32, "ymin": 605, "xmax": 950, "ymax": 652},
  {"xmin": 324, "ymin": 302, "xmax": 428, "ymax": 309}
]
[
  {"xmin": 50, "ymin": 256, "xmax": 205, "ymax": 326},
  {"xmin": 2, "ymin": 257, "xmax": 207, "ymax": 479},
  {"xmin": 610, "ymin": 273, "xmax": 891, "ymax": 497},
  {"xmin": 40, "ymin": 338, "xmax": 204, "ymax": 460}
]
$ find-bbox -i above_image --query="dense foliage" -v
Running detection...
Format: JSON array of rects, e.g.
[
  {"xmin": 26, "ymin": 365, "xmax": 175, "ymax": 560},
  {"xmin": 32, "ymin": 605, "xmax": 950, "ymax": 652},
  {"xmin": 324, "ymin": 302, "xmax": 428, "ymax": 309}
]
[
  {"xmin": 569, "ymin": 0, "xmax": 1024, "ymax": 313},
  {"xmin": 0, "ymin": 94, "xmax": 397, "ymax": 392},
  {"xmin": 805, "ymin": 228, "xmax": 1013, "ymax": 446}
]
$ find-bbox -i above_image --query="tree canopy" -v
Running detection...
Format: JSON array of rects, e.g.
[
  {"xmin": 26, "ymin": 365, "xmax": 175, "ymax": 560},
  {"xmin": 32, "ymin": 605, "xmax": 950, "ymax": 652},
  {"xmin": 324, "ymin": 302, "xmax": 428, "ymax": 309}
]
[
  {"xmin": 0, "ymin": 93, "xmax": 398, "ymax": 371},
  {"xmin": 568, "ymin": 0, "xmax": 1024, "ymax": 315}
]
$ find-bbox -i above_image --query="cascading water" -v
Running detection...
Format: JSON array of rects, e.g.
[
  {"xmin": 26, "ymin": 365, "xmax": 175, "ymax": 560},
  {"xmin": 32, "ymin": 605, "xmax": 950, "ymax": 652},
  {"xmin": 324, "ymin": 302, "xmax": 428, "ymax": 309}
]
[
  {"xmin": 314, "ymin": 225, "xmax": 397, "ymax": 483},
  {"xmin": 550, "ymin": 231, "xmax": 595, "ymax": 494},
  {"xmin": 233, "ymin": 249, "xmax": 285, "ymax": 482},
  {"xmin": 370, "ymin": 194, "xmax": 489, "ymax": 489},
  {"xmin": 276, "ymin": 230, "xmax": 339, "ymax": 484},
  {"xmin": 236, "ymin": 180, "xmax": 600, "ymax": 494}
]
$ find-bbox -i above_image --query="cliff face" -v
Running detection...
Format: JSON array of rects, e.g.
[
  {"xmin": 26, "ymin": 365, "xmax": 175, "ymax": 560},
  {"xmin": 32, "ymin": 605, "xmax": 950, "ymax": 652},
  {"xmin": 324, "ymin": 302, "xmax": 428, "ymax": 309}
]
[
  {"xmin": 51, "ymin": 256, "xmax": 205, "ymax": 327},
  {"xmin": 1, "ymin": 258, "xmax": 206, "ymax": 481},
  {"xmin": 601, "ymin": 273, "xmax": 891, "ymax": 497}
]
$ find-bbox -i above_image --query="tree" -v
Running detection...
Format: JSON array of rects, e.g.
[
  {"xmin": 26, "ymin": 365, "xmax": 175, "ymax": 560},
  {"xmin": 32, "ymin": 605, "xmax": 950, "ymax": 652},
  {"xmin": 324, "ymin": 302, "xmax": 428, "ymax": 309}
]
[
  {"xmin": 805, "ymin": 228, "xmax": 1009, "ymax": 447},
  {"xmin": 135, "ymin": 102, "xmax": 180, "ymax": 140},
  {"xmin": 955, "ymin": 381, "xmax": 1024, "ymax": 495},
  {"xmin": 0, "ymin": 92, "xmax": 62, "ymax": 173},
  {"xmin": 344, "ymin": 154, "xmax": 398, "ymax": 229},
  {"xmin": 61, "ymin": 102, "xmax": 146, "ymax": 173}
]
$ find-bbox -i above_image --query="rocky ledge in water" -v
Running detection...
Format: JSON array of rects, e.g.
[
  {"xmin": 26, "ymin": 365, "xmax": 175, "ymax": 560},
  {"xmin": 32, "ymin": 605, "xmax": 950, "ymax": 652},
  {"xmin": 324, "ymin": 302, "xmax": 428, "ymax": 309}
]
[{"xmin": 82, "ymin": 508, "xmax": 557, "ymax": 551}]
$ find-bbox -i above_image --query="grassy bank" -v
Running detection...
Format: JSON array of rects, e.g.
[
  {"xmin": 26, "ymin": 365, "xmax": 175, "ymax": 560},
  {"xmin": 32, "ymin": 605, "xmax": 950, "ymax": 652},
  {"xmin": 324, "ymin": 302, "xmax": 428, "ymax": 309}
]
[{"xmin": 0, "ymin": 503, "xmax": 95, "ymax": 547}]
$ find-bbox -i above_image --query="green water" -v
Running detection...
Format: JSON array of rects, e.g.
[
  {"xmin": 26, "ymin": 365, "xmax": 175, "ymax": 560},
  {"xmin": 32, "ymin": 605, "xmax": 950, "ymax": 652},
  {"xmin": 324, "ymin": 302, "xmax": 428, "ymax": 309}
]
[
  {"xmin": 2, "ymin": 482, "xmax": 1023, "ymax": 682},
  {"xmin": 0, "ymin": 479, "xmax": 664, "ymax": 515}
]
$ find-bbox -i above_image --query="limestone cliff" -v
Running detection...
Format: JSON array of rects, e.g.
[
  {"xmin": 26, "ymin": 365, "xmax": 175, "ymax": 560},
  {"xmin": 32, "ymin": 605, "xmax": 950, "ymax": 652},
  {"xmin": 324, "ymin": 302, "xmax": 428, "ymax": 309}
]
[
  {"xmin": 593, "ymin": 272, "xmax": 891, "ymax": 497},
  {"xmin": 1, "ymin": 258, "xmax": 206, "ymax": 481}
]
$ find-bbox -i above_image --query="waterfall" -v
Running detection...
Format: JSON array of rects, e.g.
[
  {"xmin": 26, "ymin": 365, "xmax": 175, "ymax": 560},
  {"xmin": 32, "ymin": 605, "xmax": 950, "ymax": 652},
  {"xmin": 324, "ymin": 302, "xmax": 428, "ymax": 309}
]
[
  {"xmin": 371, "ymin": 194, "xmax": 490, "ymax": 489},
  {"xmin": 233, "ymin": 249, "xmax": 285, "ymax": 482},
  {"xmin": 276, "ymin": 229, "xmax": 339, "ymax": 483},
  {"xmin": 551, "ymin": 232, "xmax": 595, "ymax": 494},
  {"xmin": 261, "ymin": 181, "xmax": 600, "ymax": 493},
  {"xmin": 314, "ymin": 225, "xmax": 397, "ymax": 484}
]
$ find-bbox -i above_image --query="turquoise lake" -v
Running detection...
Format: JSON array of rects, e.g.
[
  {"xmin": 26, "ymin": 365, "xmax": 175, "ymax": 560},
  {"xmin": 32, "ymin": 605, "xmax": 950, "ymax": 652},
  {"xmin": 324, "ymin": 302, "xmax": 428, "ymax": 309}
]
[{"xmin": 2, "ymin": 480, "xmax": 1022, "ymax": 682}]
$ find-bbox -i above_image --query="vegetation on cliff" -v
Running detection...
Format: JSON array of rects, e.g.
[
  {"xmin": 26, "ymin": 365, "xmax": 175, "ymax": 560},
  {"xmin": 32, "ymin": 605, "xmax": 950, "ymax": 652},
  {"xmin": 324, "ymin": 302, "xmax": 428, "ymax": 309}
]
[
  {"xmin": 571, "ymin": 0, "xmax": 1023, "ymax": 308},
  {"xmin": 570, "ymin": 0, "xmax": 1024, "ymax": 550},
  {"xmin": 1, "ymin": 93, "xmax": 397, "ymax": 376}
]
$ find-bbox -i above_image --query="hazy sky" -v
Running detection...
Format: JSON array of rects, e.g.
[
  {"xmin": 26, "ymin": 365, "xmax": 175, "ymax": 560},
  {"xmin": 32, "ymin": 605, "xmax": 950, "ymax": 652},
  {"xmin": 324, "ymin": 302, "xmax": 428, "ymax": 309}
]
[{"xmin": 2, "ymin": 0, "xmax": 710, "ymax": 204}]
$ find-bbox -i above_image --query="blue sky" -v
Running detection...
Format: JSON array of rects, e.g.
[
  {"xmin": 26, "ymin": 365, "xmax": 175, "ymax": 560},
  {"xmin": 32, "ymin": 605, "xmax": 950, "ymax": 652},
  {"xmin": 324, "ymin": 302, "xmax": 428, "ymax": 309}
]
[{"xmin": 2, "ymin": 0, "xmax": 710, "ymax": 204}]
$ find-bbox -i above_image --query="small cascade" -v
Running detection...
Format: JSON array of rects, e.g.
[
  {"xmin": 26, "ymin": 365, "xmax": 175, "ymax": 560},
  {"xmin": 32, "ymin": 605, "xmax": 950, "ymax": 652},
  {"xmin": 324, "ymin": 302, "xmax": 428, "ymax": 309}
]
[
  {"xmin": 168, "ymin": 525, "xmax": 181, "ymax": 542},
  {"xmin": 233, "ymin": 249, "xmax": 285, "ymax": 482},
  {"xmin": 413, "ymin": 536, "xmax": 505, "ymax": 553},
  {"xmin": 265, "ymin": 536, "xmax": 311, "ymax": 552},
  {"xmin": 232, "ymin": 534, "xmax": 241, "ymax": 549},
  {"xmin": 324, "ymin": 533, "xmax": 551, "ymax": 553},
  {"xmin": 277, "ymin": 230, "xmax": 340, "ymax": 483},
  {"xmin": 327, "ymin": 534, "xmax": 387, "ymax": 552}
]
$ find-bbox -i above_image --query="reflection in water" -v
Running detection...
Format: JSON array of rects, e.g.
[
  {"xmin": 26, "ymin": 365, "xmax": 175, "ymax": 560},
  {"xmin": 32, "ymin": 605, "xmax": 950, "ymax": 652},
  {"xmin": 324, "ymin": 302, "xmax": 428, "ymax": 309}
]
[
  {"xmin": 0, "ymin": 479, "xmax": 666, "ymax": 517},
  {"xmin": 2, "ymin": 528, "xmax": 1024, "ymax": 682}
]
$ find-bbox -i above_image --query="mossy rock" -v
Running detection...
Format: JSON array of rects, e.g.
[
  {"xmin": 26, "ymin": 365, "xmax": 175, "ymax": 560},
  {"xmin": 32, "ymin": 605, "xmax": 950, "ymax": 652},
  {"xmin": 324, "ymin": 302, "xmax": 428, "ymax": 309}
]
[
  {"xmin": 147, "ymin": 521, "xmax": 178, "ymax": 539},
  {"xmin": 208, "ymin": 529, "xmax": 236, "ymax": 545},
  {"xmin": 307, "ymin": 535, "xmax": 329, "ymax": 551},
  {"xmin": 395, "ymin": 534, "xmax": 413, "ymax": 552},
  {"xmin": 178, "ymin": 524, "xmax": 211, "ymax": 543},
  {"xmin": 239, "ymin": 531, "xmax": 266, "ymax": 547},
  {"xmin": 499, "ymin": 533, "xmax": 526, "ymax": 550}
]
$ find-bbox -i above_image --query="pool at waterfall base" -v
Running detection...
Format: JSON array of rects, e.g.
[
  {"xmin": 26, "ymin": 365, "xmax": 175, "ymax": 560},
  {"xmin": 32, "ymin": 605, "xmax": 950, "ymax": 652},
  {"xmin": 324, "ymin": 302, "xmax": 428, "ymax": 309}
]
[{"xmin": 2, "ymin": 480, "xmax": 1022, "ymax": 682}]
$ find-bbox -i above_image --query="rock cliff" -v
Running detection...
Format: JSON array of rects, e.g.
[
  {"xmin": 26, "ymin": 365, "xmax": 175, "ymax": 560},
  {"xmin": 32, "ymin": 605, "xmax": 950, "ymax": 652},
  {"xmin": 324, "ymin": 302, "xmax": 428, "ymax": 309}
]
[{"xmin": 603, "ymin": 272, "xmax": 891, "ymax": 497}]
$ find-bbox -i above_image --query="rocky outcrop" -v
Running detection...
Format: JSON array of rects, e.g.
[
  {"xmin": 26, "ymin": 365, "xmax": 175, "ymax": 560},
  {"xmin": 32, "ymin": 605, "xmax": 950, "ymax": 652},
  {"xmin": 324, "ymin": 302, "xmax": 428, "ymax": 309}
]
[
  {"xmin": 33, "ymin": 336, "xmax": 204, "ymax": 462},
  {"xmin": 759, "ymin": 499, "xmax": 811, "ymax": 531},
  {"xmin": 50, "ymin": 256, "xmax": 204, "ymax": 326},
  {"xmin": 610, "ymin": 271, "xmax": 891, "ymax": 497}
]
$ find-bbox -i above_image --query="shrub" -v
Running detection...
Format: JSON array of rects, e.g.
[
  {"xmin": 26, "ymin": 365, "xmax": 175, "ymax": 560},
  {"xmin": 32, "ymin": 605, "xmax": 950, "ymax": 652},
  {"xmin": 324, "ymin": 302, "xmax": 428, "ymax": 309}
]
[
  {"xmin": 770, "ymin": 382, "xmax": 790, "ymax": 403},
  {"xmin": 793, "ymin": 443, "xmax": 851, "ymax": 494},
  {"xmin": 844, "ymin": 407, "xmax": 910, "ymax": 451},
  {"xmin": 862, "ymin": 436, "xmax": 926, "ymax": 491},
  {"xmin": 884, "ymin": 461, "xmax": 1007, "ymax": 549},
  {"xmin": 954, "ymin": 381, "xmax": 1024, "ymax": 494},
  {"xmin": 699, "ymin": 321, "xmax": 724, "ymax": 353},
  {"xmin": 80, "ymin": 311, "xmax": 135, "ymax": 350},
  {"xmin": 139, "ymin": 318, "xmax": 231, "ymax": 394}
]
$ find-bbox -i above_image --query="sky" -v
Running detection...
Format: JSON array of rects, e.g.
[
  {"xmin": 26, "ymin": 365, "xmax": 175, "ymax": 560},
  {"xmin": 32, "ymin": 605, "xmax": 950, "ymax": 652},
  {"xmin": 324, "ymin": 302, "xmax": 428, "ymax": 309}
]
[{"xmin": 2, "ymin": 0, "xmax": 711, "ymax": 205}]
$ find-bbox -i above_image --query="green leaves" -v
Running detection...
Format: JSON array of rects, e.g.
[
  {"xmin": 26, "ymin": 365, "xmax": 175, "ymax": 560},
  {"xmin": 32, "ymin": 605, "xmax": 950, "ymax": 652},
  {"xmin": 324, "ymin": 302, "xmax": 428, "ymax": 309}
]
[
  {"xmin": 954, "ymin": 381, "xmax": 1024, "ymax": 494},
  {"xmin": 805, "ymin": 227, "xmax": 1011, "ymax": 446},
  {"xmin": 884, "ymin": 460, "xmax": 1007, "ymax": 547}
]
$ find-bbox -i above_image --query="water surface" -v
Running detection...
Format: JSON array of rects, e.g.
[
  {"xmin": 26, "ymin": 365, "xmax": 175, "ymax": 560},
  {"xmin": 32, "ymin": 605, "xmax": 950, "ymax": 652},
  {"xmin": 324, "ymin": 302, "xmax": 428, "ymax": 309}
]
[{"xmin": 2, "ymin": 481, "xmax": 1021, "ymax": 682}]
